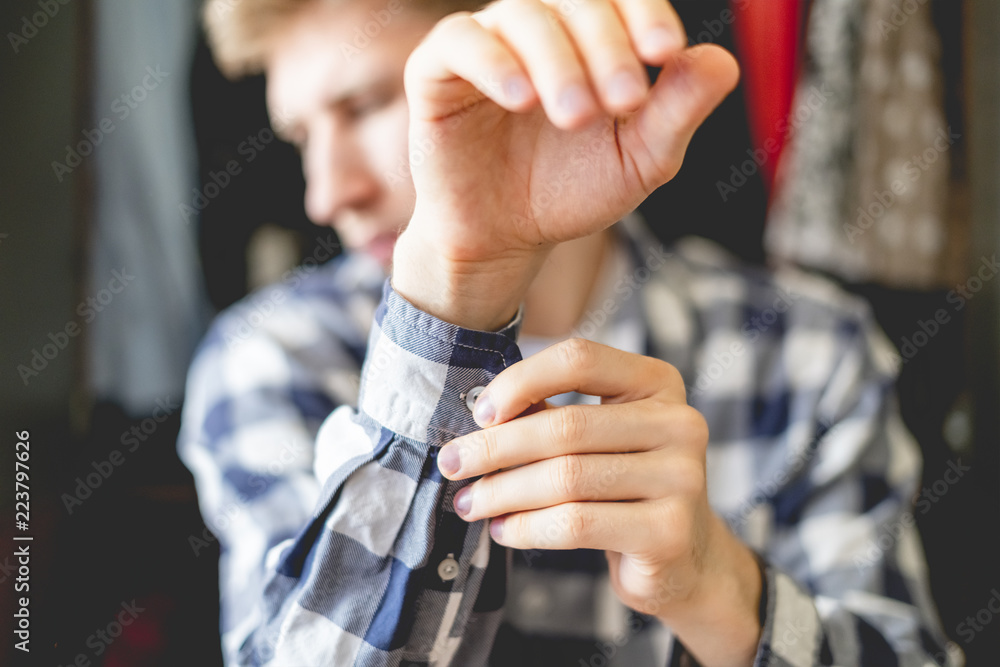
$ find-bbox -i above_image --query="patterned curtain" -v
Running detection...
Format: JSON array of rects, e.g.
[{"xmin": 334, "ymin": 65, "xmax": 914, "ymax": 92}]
[{"xmin": 766, "ymin": 0, "xmax": 964, "ymax": 288}]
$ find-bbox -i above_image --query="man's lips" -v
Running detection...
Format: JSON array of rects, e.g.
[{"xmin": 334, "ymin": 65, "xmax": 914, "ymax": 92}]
[{"xmin": 361, "ymin": 233, "xmax": 398, "ymax": 265}]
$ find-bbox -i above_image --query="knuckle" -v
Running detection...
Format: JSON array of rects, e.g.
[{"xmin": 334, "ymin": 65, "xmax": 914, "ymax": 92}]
[
  {"xmin": 550, "ymin": 454, "xmax": 586, "ymax": 498},
  {"xmin": 475, "ymin": 477, "xmax": 499, "ymax": 512},
  {"xmin": 477, "ymin": 430, "xmax": 501, "ymax": 469},
  {"xmin": 552, "ymin": 0, "xmax": 597, "ymax": 17},
  {"xmin": 676, "ymin": 405, "xmax": 709, "ymax": 447},
  {"xmin": 649, "ymin": 357, "xmax": 682, "ymax": 387},
  {"xmin": 556, "ymin": 337, "xmax": 594, "ymax": 374},
  {"xmin": 426, "ymin": 12, "xmax": 468, "ymax": 44},
  {"xmin": 437, "ymin": 10, "xmax": 474, "ymax": 31},
  {"xmin": 488, "ymin": 0, "xmax": 537, "ymax": 20},
  {"xmin": 560, "ymin": 504, "xmax": 589, "ymax": 544},
  {"xmin": 551, "ymin": 405, "xmax": 588, "ymax": 448}
]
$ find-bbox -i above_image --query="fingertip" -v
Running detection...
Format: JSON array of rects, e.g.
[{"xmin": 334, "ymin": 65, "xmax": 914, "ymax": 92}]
[
  {"xmin": 681, "ymin": 43, "xmax": 742, "ymax": 96},
  {"xmin": 473, "ymin": 392, "xmax": 496, "ymax": 428},
  {"xmin": 550, "ymin": 84, "xmax": 600, "ymax": 130},
  {"xmin": 503, "ymin": 74, "xmax": 533, "ymax": 106},
  {"xmin": 604, "ymin": 69, "xmax": 649, "ymax": 113},
  {"xmin": 494, "ymin": 73, "xmax": 542, "ymax": 113},
  {"xmin": 438, "ymin": 443, "xmax": 462, "ymax": 477},
  {"xmin": 638, "ymin": 25, "xmax": 688, "ymax": 63},
  {"xmin": 489, "ymin": 516, "xmax": 505, "ymax": 542}
]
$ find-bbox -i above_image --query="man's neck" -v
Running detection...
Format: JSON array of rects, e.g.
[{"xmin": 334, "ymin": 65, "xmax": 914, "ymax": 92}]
[{"xmin": 521, "ymin": 229, "xmax": 613, "ymax": 338}]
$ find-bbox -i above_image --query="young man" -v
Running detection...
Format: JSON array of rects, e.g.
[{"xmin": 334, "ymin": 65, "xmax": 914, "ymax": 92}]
[{"xmin": 179, "ymin": 0, "xmax": 960, "ymax": 665}]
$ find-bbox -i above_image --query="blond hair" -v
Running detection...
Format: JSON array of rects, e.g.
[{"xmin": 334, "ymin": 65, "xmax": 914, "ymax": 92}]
[{"xmin": 203, "ymin": 0, "xmax": 483, "ymax": 78}]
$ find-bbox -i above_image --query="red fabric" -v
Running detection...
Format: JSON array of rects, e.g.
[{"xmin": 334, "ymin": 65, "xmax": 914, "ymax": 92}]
[{"xmin": 731, "ymin": 0, "xmax": 804, "ymax": 195}]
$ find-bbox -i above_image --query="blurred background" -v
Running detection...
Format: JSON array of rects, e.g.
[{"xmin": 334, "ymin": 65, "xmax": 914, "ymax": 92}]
[{"xmin": 0, "ymin": 0, "xmax": 997, "ymax": 664}]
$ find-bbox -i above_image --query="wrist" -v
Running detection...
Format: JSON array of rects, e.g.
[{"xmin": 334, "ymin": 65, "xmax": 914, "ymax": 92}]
[
  {"xmin": 391, "ymin": 226, "xmax": 550, "ymax": 331},
  {"xmin": 658, "ymin": 514, "xmax": 763, "ymax": 667}
]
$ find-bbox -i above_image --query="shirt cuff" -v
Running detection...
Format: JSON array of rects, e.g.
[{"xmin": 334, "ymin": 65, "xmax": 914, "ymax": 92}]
[
  {"xmin": 751, "ymin": 559, "xmax": 824, "ymax": 667},
  {"xmin": 356, "ymin": 278, "xmax": 524, "ymax": 447}
]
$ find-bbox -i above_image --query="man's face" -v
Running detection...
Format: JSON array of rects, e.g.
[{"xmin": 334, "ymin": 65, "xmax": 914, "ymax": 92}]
[{"xmin": 265, "ymin": 0, "xmax": 437, "ymax": 267}]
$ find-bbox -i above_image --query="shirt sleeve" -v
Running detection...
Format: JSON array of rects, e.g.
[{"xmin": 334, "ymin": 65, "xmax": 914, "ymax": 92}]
[
  {"xmin": 673, "ymin": 310, "xmax": 964, "ymax": 667},
  {"xmin": 177, "ymin": 304, "xmax": 338, "ymax": 665},
  {"xmin": 208, "ymin": 280, "xmax": 521, "ymax": 666}
]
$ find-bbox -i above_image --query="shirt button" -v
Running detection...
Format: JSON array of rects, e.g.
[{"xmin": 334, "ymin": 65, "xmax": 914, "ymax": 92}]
[
  {"xmin": 438, "ymin": 553, "xmax": 459, "ymax": 582},
  {"xmin": 463, "ymin": 386, "xmax": 486, "ymax": 413}
]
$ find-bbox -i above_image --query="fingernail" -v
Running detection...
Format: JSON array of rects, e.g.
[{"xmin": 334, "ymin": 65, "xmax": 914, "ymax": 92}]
[
  {"xmin": 439, "ymin": 445, "xmax": 461, "ymax": 476},
  {"xmin": 490, "ymin": 517, "xmax": 504, "ymax": 541},
  {"xmin": 558, "ymin": 84, "xmax": 593, "ymax": 117},
  {"xmin": 473, "ymin": 392, "xmax": 495, "ymax": 427},
  {"xmin": 607, "ymin": 70, "xmax": 645, "ymax": 107},
  {"xmin": 454, "ymin": 487, "xmax": 472, "ymax": 516},
  {"xmin": 505, "ymin": 76, "xmax": 531, "ymax": 105},
  {"xmin": 645, "ymin": 26, "xmax": 685, "ymax": 54}
]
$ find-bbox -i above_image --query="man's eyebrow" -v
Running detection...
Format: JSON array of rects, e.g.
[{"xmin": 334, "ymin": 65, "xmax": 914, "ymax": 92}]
[
  {"xmin": 327, "ymin": 75, "xmax": 400, "ymax": 106},
  {"xmin": 268, "ymin": 73, "xmax": 402, "ymax": 141}
]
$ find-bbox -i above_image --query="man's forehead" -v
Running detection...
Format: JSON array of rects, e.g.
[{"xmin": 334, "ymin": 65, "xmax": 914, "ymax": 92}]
[{"xmin": 264, "ymin": 1, "xmax": 431, "ymax": 129}]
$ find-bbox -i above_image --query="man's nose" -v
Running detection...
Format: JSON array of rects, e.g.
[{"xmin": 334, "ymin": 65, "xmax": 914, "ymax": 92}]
[{"xmin": 303, "ymin": 126, "xmax": 379, "ymax": 225}]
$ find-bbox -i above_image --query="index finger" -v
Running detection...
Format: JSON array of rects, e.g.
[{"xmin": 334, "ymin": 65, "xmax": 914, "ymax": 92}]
[{"xmin": 473, "ymin": 337, "xmax": 685, "ymax": 427}]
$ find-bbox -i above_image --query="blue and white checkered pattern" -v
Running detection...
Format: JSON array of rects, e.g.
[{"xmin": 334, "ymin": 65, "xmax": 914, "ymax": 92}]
[{"xmin": 178, "ymin": 216, "xmax": 962, "ymax": 666}]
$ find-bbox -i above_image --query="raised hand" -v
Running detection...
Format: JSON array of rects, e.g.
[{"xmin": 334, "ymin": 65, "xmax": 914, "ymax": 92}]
[{"xmin": 392, "ymin": 0, "xmax": 740, "ymax": 330}]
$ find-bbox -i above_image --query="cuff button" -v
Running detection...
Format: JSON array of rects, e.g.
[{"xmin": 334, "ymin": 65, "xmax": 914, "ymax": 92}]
[
  {"xmin": 438, "ymin": 553, "xmax": 459, "ymax": 582},
  {"xmin": 463, "ymin": 386, "xmax": 486, "ymax": 413}
]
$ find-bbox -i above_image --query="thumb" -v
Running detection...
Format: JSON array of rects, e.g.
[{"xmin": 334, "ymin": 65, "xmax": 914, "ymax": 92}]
[{"xmin": 622, "ymin": 44, "xmax": 741, "ymax": 191}]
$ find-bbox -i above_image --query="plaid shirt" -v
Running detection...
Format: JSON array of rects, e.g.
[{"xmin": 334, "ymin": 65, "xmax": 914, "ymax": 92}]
[{"xmin": 178, "ymin": 215, "xmax": 961, "ymax": 666}]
